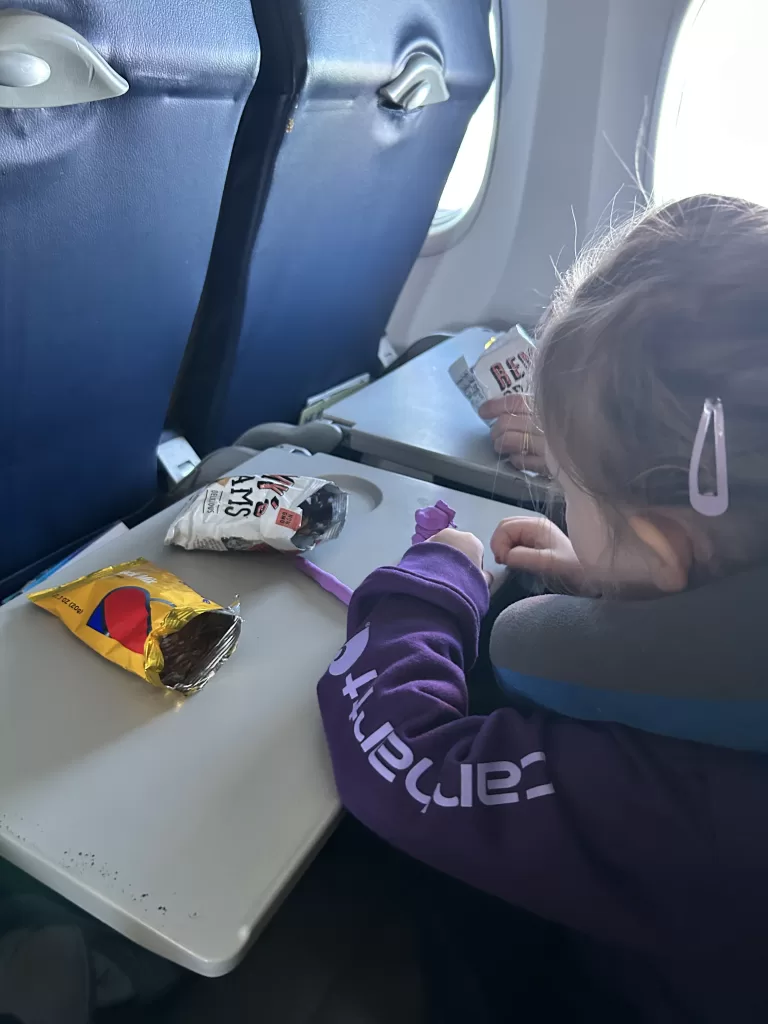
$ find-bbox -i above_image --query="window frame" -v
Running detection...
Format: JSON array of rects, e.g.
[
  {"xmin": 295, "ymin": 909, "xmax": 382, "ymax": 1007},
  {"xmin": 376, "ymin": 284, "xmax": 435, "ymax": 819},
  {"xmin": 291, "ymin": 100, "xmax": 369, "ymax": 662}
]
[
  {"xmin": 647, "ymin": 0, "xmax": 767, "ymax": 206},
  {"xmin": 422, "ymin": 0, "xmax": 502, "ymax": 256}
]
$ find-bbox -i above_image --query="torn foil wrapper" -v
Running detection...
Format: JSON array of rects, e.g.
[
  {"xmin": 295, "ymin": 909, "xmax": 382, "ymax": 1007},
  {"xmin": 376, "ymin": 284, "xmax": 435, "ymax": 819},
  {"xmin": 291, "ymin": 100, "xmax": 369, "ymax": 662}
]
[{"xmin": 28, "ymin": 559, "xmax": 241, "ymax": 695}]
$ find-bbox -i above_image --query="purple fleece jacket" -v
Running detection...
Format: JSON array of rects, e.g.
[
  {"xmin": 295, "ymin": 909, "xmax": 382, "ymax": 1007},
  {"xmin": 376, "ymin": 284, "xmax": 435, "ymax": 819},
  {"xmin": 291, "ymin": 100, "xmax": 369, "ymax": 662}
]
[{"xmin": 316, "ymin": 544, "xmax": 768, "ymax": 1022}]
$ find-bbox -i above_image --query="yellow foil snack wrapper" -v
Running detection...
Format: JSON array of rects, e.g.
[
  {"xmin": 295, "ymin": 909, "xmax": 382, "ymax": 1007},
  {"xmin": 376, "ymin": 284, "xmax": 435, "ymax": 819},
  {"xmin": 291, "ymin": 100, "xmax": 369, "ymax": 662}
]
[{"xmin": 28, "ymin": 559, "xmax": 241, "ymax": 694}]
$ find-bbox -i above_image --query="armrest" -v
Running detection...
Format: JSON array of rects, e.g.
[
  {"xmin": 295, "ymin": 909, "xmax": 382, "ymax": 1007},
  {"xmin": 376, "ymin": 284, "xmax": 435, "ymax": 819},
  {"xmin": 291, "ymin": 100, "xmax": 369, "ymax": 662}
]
[
  {"xmin": 235, "ymin": 421, "xmax": 344, "ymax": 455},
  {"xmin": 170, "ymin": 445, "xmax": 257, "ymax": 499}
]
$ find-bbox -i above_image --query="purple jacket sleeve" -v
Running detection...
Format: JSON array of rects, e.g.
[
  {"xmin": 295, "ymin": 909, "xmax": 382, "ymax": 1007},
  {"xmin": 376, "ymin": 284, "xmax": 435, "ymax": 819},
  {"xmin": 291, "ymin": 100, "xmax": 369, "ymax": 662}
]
[{"xmin": 317, "ymin": 544, "xmax": 713, "ymax": 948}]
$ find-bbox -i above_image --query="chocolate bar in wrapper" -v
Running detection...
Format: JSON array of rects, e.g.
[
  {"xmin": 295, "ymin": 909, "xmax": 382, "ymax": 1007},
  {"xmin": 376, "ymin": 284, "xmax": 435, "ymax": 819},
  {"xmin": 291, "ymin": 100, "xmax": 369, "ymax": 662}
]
[
  {"xmin": 449, "ymin": 325, "xmax": 536, "ymax": 414},
  {"xmin": 165, "ymin": 474, "xmax": 348, "ymax": 554},
  {"xmin": 28, "ymin": 559, "xmax": 241, "ymax": 695}
]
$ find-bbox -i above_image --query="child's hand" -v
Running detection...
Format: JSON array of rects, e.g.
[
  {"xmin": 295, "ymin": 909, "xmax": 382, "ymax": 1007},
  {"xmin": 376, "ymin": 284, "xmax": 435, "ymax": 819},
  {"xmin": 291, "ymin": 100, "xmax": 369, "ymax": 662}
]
[
  {"xmin": 490, "ymin": 517, "xmax": 582, "ymax": 581},
  {"xmin": 478, "ymin": 395, "xmax": 548, "ymax": 475},
  {"xmin": 428, "ymin": 529, "xmax": 491, "ymax": 584}
]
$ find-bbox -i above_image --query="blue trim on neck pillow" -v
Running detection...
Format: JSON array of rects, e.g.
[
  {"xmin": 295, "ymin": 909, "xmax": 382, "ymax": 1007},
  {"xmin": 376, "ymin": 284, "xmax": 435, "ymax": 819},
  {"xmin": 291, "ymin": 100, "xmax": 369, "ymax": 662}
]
[{"xmin": 495, "ymin": 667, "xmax": 768, "ymax": 753}]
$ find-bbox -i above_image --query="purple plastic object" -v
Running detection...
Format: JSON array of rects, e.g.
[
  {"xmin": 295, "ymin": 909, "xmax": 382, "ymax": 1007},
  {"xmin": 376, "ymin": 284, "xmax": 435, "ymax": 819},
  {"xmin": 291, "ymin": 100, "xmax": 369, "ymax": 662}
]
[
  {"xmin": 295, "ymin": 500, "xmax": 458, "ymax": 606},
  {"xmin": 412, "ymin": 500, "xmax": 457, "ymax": 545},
  {"xmin": 296, "ymin": 557, "xmax": 353, "ymax": 606}
]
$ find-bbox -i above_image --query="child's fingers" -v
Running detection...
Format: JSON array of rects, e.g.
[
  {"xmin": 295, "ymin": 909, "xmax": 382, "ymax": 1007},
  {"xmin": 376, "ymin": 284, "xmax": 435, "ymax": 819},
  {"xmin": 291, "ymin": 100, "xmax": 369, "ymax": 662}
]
[
  {"xmin": 489, "ymin": 518, "xmax": 524, "ymax": 562},
  {"xmin": 479, "ymin": 394, "xmax": 531, "ymax": 421},
  {"xmin": 506, "ymin": 453, "xmax": 549, "ymax": 475},
  {"xmin": 490, "ymin": 517, "xmax": 550, "ymax": 564},
  {"xmin": 502, "ymin": 544, "xmax": 559, "ymax": 575},
  {"xmin": 428, "ymin": 529, "xmax": 485, "ymax": 571},
  {"xmin": 489, "ymin": 415, "xmax": 527, "ymax": 443}
]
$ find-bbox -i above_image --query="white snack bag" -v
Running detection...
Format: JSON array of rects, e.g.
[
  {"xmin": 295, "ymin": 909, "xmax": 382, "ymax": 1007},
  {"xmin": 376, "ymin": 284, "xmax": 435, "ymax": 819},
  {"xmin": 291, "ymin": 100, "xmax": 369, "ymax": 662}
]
[
  {"xmin": 449, "ymin": 325, "xmax": 536, "ymax": 415},
  {"xmin": 165, "ymin": 473, "xmax": 348, "ymax": 554}
]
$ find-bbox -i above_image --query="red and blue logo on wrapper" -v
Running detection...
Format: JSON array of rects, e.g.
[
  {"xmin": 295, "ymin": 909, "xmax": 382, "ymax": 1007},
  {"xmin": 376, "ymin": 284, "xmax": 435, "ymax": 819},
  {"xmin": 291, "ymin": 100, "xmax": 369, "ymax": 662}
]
[{"xmin": 87, "ymin": 587, "xmax": 172, "ymax": 655}]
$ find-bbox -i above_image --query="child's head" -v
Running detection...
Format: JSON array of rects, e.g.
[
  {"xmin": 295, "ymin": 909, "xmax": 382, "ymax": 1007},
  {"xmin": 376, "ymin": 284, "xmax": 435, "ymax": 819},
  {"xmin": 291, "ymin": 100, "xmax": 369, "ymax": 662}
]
[{"xmin": 535, "ymin": 194, "xmax": 768, "ymax": 593}]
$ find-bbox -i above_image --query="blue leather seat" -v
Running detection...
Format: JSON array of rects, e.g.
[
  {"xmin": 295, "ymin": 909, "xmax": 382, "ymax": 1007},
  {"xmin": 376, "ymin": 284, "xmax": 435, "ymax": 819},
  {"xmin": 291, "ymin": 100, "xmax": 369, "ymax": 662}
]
[
  {"xmin": 0, "ymin": 1, "xmax": 260, "ymax": 594},
  {"xmin": 169, "ymin": 0, "xmax": 494, "ymax": 454}
]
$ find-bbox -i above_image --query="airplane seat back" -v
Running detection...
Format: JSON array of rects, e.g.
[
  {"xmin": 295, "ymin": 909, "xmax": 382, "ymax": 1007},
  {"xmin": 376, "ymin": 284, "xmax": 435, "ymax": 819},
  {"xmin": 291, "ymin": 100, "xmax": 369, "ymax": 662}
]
[
  {"xmin": 169, "ymin": 0, "xmax": 495, "ymax": 454},
  {"xmin": 0, "ymin": 0, "xmax": 260, "ymax": 595}
]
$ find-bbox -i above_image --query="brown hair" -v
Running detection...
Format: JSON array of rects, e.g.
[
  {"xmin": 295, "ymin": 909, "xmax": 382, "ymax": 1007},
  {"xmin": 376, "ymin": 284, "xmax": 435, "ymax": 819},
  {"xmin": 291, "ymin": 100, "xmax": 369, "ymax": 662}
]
[{"xmin": 535, "ymin": 194, "xmax": 768, "ymax": 574}]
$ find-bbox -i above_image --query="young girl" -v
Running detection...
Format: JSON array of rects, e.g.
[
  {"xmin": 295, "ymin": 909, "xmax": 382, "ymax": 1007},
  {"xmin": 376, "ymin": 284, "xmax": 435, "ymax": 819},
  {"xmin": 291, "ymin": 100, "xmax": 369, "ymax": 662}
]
[{"xmin": 316, "ymin": 195, "xmax": 768, "ymax": 1022}]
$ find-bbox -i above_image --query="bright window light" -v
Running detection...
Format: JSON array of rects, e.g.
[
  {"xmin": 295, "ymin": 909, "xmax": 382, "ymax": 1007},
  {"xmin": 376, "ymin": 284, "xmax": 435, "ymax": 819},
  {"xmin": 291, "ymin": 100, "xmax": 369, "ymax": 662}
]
[
  {"xmin": 431, "ymin": 7, "xmax": 500, "ymax": 231},
  {"xmin": 655, "ymin": 0, "xmax": 768, "ymax": 206}
]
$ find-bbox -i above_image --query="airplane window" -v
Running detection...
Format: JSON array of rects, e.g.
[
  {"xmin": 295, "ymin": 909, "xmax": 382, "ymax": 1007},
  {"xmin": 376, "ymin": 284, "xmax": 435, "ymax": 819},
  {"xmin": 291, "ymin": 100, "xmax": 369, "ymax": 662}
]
[
  {"xmin": 430, "ymin": 5, "xmax": 500, "ymax": 232},
  {"xmin": 655, "ymin": 0, "xmax": 768, "ymax": 206}
]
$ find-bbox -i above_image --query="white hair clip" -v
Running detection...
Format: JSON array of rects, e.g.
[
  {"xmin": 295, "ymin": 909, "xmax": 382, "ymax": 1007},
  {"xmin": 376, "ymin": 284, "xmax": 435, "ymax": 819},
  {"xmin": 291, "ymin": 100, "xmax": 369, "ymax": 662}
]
[{"xmin": 689, "ymin": 398, "xmax": 729, "ymax": 517}]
